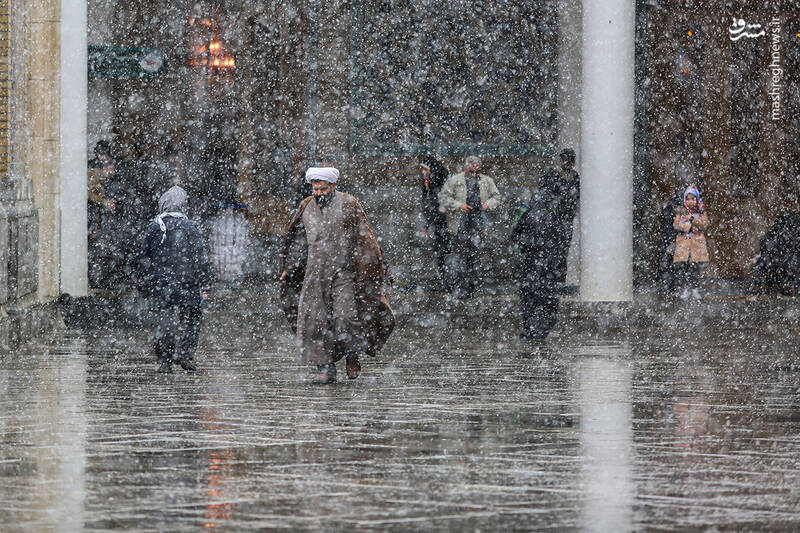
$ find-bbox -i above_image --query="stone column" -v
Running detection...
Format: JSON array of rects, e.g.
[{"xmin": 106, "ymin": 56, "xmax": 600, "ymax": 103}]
[
  {"xmin": 579, "ymin": 0, "xmax": 634, "ymax": 301},
  {"xmin": 558, "ymin": 0, "xmax": 582, "ymax": 288},
  {"xmin": 2, "ymin": 0, "xmax": 45, "ymax": 347},
  {"xmin": 59, "ymin": 0, "xmax": 88, "ymax": 296},
  {"xmin": 27, "ymin": 0, "xmax": 61, "ymax": 301}
]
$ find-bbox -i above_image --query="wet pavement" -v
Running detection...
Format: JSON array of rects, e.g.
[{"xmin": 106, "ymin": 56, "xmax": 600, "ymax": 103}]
[{"xmin": 2, "ymin": 288, "xmax": 800, "ymax": 531}]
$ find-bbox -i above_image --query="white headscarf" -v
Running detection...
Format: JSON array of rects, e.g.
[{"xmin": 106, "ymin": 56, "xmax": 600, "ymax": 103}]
[
  {"xmin": 155, "ymin": 186, "xmax": 188, "ymax": 244},
  {"xmin": 305, "ymin": 167, "xmax": 339, "ymax": 184}
]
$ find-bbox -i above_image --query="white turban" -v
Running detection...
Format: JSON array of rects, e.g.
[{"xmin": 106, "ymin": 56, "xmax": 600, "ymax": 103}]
[{"xmin": 305, "ymin": 167, "xmax": 339, "ymax": 184}]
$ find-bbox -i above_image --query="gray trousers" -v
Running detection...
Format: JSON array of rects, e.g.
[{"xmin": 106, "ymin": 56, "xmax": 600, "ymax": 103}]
[{"xmin": 153, "ymin": 305, "xmax": 203, "ymax": 363}]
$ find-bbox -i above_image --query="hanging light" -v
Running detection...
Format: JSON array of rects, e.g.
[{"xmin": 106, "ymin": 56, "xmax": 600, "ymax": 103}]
[{"xmin": 187, "ymin": 17, "xmax": 235, "ymax": 70}]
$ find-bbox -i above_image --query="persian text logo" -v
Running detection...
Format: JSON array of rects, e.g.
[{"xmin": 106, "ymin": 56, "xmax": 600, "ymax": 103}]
[
  {"xmin": 729, "ymin": 17, "xmax": 782, "ymax": 121},
  {"xmin": 767, "ymin": 19, "xmax": 782, "ymax": 121},
  {"xmin": 729, "ymin": 18, "xmax": 765, "ymax": 40}
]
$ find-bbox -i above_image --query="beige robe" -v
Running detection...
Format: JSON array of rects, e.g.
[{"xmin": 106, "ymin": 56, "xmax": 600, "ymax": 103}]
[
  {"xmin": 279, "ymin": 192, "xmax": 394, "ymax": 366},
  {"xmin": 296, "ymin": 194, "xmax": 362, "ymax": 364}
]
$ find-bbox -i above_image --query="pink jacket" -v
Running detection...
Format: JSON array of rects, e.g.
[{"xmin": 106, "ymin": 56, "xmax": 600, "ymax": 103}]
[{"xmin": 673, "ymin": 210, "xmax": 709, "ymax": 263}]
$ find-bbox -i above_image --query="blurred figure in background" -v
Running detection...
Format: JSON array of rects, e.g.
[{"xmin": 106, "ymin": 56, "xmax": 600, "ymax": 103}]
[
  {"xmin": 510, "ymin": 148, "xmax": 580, "ymax": 341},
  {"xmin": 438, "ymin": 155, "xmax": 501, "ymax": 298},
  {"xmin": 754, "ymin": 212, "xmax": 800, "ymax": 295},
  {"xmin": 137, "ymin": 186, "xmax": 212, "ymax": 373},
  {"xmin": 538, "ymin": 148, "xmax": 580, "ymax": 287},
  {"xmin": 87, "ymin": 140, "xmax": 114, "ymax": 272},
  {"xmin": 209, "ymin": 202, "xmax": 250, "ymax": 284},
  {"xmin": 418, "ymin": 154, "xmax": 450, "ymax": 288},
  {"xmin": 90, "ymin": 141, "xmax": 142, "ymax": 290},
  {"xmin": 658, "ymin": 190, "xmax": 685, "ymax": 293},
  {"xmin": 672, "ymin": 184, "xmax": 709, "ymax": 298}
]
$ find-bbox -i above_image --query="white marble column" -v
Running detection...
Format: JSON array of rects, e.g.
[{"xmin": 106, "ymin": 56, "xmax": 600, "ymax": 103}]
[
  {"xmin": 60, "ymin": 0, "xmax": 89, "ymax": 296},
  {"xmin": 579, "ymin": 0, "xmax": 634, "ymax": 301}
]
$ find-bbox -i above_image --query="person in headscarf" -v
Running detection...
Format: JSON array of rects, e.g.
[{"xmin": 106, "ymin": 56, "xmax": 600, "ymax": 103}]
[
  {"xmin": 137, "ymin": 186, "xmax": 212, "ymax": 373},
  {"xmin": 279, "ymin": 167, "xmax": 395, "ymax": 384},
  {"xmin": 672, "ymin": 184, "xmax": 709, "ymax": 297}
]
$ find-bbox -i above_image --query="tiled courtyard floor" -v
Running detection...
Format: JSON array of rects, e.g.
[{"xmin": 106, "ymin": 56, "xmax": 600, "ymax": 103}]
[{"xmin": 1, "ymin": 290, "xmax": 800, "ymax": 531}]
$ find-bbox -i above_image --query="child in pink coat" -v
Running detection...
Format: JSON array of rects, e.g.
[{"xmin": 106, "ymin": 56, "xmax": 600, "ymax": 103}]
[{"xmin": 672, "ymin": 185, "xmax": 709, "ymax": 296}]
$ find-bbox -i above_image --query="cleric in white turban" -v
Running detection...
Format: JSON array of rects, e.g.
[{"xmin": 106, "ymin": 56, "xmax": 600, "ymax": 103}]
[
  {"xmin": 305, "ymin": 167, "xmax": 339, "ymax": 184},
  {"xmin": 279, "ymin": 162, "xmax": 394, "ymax": 385}
]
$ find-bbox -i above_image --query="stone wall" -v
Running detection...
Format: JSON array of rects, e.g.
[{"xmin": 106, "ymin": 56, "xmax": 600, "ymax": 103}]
[
  {"xmin": 0, "ymin": 172, "xmax": 50, "ymax": 348},
  {"xmin": 0, "ymin": 0, "xmax": 55, "ymax": 349},
  {"xmin": 26, "ymin": 0, "xmax": 60, "ymax": 300}
]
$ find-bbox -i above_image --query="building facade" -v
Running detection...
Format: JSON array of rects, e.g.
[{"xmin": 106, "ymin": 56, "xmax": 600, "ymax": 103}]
[
  {"xmin": 2, "ymin": 0, "xmax": 799, "ymax": 345},
  {"xmin": 638, "ymin": 2, "xmax": 800, "ymax": 279}
]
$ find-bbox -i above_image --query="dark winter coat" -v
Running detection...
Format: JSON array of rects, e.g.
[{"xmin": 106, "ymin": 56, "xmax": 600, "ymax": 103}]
[
  {"xmin": 755, "ymin": 211, "xmax": 800, "ymax": 293},
  {"xmin": 660, "ymin": 196, "xmax": 684, "ymax": 254},
  {"xmin": 420, "ymin": 156, "xmax": 448, "ymax": 229},
  {"xmin": 137, "ymin": 215, "xmax": 212, "ymax": 308},
  {"xmin": 531, "ymin": 166, "xmax": 580, "ymax": 284},
  {"xmin": 510, "ymin": 190, "xmax": 566, "ymax": 293},
  {"xmin": 104, "ymin": 159, "xmax": 152, "ymax": 237}
]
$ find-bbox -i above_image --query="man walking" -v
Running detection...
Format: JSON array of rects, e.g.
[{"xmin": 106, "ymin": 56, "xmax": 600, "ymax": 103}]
[
  {"xmin": 438, "ymin": 155, "xmax": 501, "ymax": 298},
  {"xmin": 137, "ymin": 186, "xmax": 212, "ymax": 373},
  {"xmin": 279, "ymin": 167, "xmax": 394, "ymax": 384},
  {"xmin": 510, "ymin": 148, "xmax": 580, "ymax": 340}
]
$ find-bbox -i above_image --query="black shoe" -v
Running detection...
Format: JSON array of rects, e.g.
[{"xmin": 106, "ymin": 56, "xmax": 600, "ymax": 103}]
[
  {"xmin": 156, "ymin": 361, "xmax": 173, "ymax": 373},
  {"xmin": 346, "ymin": 356, "xmax": 361, "ymax": 380},
  {"xmin": 177, "ymin": 359, "xmax": 197, "ymax": 372}
]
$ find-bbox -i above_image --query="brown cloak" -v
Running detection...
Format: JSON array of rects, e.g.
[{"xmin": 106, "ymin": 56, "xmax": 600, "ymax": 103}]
[{"xmin": 278, "ymin": 193, "xmax": 395, "ymax": 359}]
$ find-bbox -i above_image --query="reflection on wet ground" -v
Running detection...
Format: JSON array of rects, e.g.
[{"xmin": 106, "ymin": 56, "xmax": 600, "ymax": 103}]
[{"xmin": 1, "ymin": 296, "xmax": 800, "ymax": 531}]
